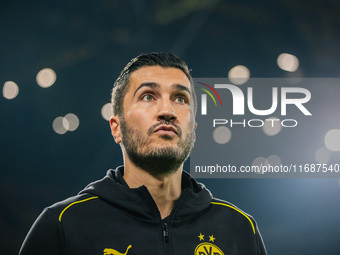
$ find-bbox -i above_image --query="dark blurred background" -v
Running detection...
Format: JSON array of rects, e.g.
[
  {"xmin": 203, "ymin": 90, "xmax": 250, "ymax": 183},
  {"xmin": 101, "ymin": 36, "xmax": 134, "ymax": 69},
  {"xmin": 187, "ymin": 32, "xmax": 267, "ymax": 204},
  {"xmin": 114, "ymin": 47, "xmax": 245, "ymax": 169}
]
[{"xmin": 1, "ymin": 0, "xmax": 340, "ymax": 254}]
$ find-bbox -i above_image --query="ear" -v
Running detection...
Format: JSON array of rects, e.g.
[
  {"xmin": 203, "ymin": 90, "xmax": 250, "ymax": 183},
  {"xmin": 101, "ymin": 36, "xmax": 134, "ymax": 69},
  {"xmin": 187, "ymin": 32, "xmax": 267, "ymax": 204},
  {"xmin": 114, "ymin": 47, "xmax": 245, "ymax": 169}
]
[{"xmin": 110, "ymin": 116, "xmax": 122, "ymax": 144}]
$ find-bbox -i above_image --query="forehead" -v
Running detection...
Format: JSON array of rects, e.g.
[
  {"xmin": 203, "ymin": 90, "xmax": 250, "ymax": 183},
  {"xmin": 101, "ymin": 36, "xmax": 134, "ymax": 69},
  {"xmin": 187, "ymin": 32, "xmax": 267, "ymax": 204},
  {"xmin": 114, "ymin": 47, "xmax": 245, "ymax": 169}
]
[{"xmin": 128, "ymin": 66, "xmax": 190, "ymax": 90}]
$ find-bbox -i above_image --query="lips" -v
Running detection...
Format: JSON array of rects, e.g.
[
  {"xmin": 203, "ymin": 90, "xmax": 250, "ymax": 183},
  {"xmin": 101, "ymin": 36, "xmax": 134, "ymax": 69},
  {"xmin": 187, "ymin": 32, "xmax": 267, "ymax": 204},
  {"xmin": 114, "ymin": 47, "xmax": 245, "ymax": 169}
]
[{"xmin": 153, "ymin": 125, "xmax": 178, "ymax": 136}]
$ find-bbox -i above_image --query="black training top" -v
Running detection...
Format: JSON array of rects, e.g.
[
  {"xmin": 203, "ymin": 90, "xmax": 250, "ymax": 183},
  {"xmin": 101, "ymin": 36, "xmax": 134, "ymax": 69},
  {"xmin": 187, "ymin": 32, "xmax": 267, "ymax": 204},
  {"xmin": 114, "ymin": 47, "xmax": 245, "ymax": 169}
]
[{"xmin": 19, "ymin": 166, "xmax": 267, "ymax": 255}]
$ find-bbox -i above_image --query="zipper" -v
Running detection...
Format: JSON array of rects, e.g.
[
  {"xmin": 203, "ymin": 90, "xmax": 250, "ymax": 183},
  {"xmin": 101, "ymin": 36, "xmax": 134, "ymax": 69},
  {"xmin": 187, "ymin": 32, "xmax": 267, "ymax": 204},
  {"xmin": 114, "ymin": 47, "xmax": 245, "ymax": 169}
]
[
  {"xmin": 138, "ymin": 186, "xmax": 190, "ymax": 253},
  {"xmin": 163, "ymin": 222, "xmax": 169, "ymax": 243},
  {"xmin": 161, "ymin": 189, "xmax": 189, "ymax": 247}
]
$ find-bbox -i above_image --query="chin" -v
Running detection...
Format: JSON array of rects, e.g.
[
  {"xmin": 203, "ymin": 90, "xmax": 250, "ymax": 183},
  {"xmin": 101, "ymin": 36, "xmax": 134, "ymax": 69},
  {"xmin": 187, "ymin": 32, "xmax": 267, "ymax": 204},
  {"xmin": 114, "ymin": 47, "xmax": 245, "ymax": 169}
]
[{"xmin": 152, "ymin": 144, "xmax": 179, "ymax": 153}]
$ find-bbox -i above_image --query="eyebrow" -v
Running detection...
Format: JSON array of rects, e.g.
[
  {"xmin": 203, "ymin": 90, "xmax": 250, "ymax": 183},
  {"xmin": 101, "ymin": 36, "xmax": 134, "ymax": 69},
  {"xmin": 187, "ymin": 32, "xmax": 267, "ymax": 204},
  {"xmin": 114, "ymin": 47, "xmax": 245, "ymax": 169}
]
[{"xmin": 133, "ymin": 82, "xmax": 191, "ymax": 96}]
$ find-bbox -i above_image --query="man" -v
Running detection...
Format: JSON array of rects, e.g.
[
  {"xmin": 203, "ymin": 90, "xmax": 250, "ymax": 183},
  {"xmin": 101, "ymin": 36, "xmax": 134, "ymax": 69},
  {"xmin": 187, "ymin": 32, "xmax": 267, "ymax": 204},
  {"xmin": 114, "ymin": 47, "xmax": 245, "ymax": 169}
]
[{"xmin": 20, "ymin": 52, "xmax": 267, "ymax": 255}]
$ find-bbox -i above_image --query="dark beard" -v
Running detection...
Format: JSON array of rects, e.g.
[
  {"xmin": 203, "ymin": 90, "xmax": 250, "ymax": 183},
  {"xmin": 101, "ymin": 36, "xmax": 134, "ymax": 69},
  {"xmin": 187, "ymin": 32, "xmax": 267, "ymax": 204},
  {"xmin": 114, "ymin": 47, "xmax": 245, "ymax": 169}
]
[{"xmin": 120, "ymin": 119, "xmax": 193, "ymax": 177}]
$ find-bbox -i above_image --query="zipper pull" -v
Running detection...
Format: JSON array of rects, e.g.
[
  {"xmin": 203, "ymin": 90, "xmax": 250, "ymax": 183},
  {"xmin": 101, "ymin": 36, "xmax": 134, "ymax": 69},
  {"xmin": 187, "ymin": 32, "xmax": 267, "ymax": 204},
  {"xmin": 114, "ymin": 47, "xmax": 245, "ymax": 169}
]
[{"xmin": 163, "ymin": 222, "xmax": 169, "ymax": 243}]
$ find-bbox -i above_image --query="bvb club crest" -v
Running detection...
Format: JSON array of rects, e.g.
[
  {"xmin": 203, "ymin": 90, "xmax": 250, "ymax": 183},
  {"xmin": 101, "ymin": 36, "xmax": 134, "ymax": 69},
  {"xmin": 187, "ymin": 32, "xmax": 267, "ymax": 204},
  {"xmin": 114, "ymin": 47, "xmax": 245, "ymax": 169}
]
[{"xmin": 194, "ymin": 233, "xmax": 224, "ymax": 255}]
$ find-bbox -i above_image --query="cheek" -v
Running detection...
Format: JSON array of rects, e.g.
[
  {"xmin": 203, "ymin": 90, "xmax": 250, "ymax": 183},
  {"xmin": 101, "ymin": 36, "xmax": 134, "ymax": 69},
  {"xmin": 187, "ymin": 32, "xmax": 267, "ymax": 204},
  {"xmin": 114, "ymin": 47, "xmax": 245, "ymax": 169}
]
[
  {"xmin": 125, "ymin": 106, "xmax": 155, "ymax": 127},
  {"xmin": 178, "ymin": 110, "xmax": 194, "ymax": 130}
]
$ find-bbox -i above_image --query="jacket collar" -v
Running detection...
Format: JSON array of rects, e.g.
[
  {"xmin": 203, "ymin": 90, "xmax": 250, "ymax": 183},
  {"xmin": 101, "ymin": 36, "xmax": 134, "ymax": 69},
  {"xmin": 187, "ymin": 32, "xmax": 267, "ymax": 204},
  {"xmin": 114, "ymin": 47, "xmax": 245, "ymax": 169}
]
[{"xmin": 80, "ymin": 166, "xmax": 212, "ymax": 221}]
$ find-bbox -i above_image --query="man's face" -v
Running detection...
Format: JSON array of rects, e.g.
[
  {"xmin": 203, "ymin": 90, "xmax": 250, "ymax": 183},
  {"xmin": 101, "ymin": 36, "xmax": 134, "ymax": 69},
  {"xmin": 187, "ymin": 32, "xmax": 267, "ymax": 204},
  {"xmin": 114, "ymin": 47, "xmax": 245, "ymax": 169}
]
[{"xmin": 111, "ymin": 66, "xmax": 196, "ymax": 176}]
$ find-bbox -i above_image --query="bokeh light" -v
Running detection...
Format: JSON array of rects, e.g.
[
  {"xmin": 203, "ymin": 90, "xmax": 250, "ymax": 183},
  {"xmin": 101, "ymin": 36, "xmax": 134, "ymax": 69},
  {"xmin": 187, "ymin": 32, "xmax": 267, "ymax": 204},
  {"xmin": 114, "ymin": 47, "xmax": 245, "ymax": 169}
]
[
  {"xmin": 101, "ymin": 103, "xmax": 112, "ymax": 121},
  {"xmin": 315, "ymin": 147, "xmax": 331, "ymax": 163},
  {"xmin": 262, "ymin": 117, "xmax": 282, "ymax": 136},
  {"xmin": 36, "ymin": 68, "xmax": 57, "ymax": 88},
  {"xmin": 213, "ymin": 126, "xmax": 232, "ymax": 144},
  {"xmin": 277, "ymin": 53, "xmax": 299, "ymax": 72},
  {"xmin": 64, "ymin": 113, "xmax": 79, "ymax": 131},
  {"xmin": 228, "ymin": 65, "xmax": 250, "ymax": 85},
  {"xmin": 267, "ymin": 155, "xmax": 282, "ymax": 166},
  {"xmin": 53, "ymin": 116, "xmax": 68, "ymax": 135},
  {"xmin": 324, "ymin": 129, "xmax": 340, "ymax": 151},
  {"xmin": 3, "ymin": 81, "xmax": 19, "ymax": 99},
  {"xmin": 52, "ymin": 113, "xmax": 79, "ymax": 134}
]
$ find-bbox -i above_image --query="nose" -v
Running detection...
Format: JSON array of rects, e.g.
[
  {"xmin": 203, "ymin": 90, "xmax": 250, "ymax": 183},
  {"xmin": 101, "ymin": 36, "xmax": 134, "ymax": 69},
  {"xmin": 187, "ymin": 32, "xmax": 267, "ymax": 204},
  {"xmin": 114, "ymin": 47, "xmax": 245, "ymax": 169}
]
[{"xmin": 157, "ymin": 99, "xmax": 177, "ymax": 122}]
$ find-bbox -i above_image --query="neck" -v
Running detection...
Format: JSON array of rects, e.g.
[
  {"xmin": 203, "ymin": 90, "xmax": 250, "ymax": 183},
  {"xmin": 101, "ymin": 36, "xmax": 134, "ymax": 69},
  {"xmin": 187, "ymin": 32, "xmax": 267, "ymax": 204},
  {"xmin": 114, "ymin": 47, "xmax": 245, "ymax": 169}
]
[{"xmin": 123, "ymin": 158, "xmax": 183, "ymax": 219}]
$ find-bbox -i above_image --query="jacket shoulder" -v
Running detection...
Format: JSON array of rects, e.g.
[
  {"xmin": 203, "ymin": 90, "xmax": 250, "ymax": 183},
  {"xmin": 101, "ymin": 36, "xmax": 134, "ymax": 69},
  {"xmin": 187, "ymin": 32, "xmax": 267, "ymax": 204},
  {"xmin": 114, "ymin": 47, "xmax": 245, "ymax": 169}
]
[
  {"xmin": 47, "ymin": 193, "xmax": 99, "ymax": 223},
  {"xmin": 210, "ymin": 198, "xmax": 256, "ymax": 235}
]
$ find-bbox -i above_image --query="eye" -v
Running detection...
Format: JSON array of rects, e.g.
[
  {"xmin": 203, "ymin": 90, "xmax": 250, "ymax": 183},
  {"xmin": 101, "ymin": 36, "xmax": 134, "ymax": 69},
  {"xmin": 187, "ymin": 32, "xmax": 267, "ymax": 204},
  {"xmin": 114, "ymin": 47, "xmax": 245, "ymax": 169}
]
[
  {"xmin": 141, "ymin": 94, "xmax": 155, "ymax": 102},
  {"xmin": 174, "ymin": 96, "xmax": 187, "ymax": 104}
]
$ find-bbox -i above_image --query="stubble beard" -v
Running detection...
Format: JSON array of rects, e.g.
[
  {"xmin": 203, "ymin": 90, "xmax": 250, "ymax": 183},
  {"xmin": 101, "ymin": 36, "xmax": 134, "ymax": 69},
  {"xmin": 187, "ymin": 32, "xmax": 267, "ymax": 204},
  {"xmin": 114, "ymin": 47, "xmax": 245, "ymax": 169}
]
[{"xmin": 120, "ymin": 118, "xmax": 194, "ymax": 177}]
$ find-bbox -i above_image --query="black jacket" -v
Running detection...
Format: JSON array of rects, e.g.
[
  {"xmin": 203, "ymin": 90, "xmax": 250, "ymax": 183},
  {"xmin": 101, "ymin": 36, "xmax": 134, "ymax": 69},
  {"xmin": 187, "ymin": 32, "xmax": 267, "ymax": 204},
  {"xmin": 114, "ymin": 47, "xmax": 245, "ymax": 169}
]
[{"xmin": 19, "ymin": 167, "xmax": 267, "ymax": 255}]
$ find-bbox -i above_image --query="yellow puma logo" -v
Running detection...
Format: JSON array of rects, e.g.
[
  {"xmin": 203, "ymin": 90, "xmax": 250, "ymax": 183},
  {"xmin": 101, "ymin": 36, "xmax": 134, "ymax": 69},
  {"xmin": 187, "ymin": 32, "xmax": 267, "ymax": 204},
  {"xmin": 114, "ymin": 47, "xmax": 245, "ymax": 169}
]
[{"xmin": 103, "ymin": 245, "xmax": 132, "ymax": 255}]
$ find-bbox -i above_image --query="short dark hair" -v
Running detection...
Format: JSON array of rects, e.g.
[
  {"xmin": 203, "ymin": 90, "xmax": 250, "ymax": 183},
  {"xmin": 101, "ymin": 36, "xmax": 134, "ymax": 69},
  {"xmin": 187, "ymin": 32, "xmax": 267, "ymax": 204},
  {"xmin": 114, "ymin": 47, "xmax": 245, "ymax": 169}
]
[{"xmin": 111, "ymin": 52, "xmax": 197, "ymax": 117}]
